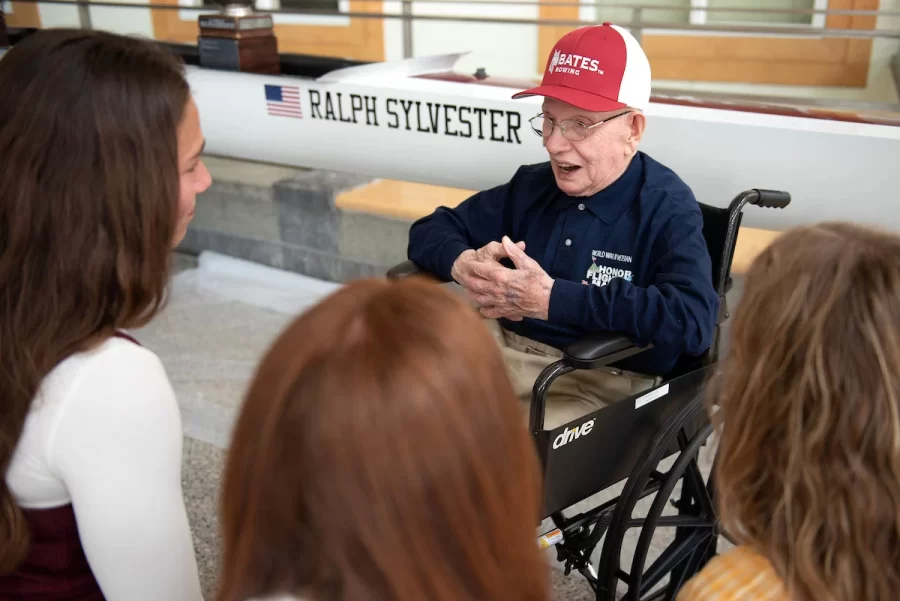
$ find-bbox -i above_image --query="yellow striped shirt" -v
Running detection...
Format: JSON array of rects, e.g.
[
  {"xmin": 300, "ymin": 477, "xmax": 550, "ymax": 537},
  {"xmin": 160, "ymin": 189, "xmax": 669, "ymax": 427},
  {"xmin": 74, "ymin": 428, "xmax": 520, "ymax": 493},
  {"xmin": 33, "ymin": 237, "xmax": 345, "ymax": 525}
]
[{"xmin": 676, "ymin": 546, "xmax": 790, "ymax": 601}]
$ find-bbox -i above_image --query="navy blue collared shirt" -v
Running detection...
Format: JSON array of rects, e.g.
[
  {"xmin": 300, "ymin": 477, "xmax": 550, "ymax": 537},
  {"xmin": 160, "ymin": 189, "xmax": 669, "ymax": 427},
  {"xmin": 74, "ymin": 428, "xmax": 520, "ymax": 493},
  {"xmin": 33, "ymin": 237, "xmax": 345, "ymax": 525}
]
[{"xmin": 407, "ymin": 151, "xmax": 720, "ymax": 376}]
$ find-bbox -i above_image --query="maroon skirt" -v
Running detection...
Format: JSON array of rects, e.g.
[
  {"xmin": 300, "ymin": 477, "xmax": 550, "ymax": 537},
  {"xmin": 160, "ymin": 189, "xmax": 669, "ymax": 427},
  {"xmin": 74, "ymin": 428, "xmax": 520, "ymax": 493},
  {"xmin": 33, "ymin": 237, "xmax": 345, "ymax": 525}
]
[{"xmin": 0, "ymin": 504, "xmax": 106, "ymax": 600}]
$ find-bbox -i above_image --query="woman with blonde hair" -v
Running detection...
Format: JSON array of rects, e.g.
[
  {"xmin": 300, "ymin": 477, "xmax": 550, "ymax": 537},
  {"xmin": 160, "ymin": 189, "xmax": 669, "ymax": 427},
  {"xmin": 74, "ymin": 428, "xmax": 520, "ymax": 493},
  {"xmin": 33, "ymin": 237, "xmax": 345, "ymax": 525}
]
[
  {"xmin": 678, "ymin": 221, "xmax": 900, "ymax": 601},
  {"xmin": 216, "ymin": 276, "xmax": 550, "ymax": 601}
]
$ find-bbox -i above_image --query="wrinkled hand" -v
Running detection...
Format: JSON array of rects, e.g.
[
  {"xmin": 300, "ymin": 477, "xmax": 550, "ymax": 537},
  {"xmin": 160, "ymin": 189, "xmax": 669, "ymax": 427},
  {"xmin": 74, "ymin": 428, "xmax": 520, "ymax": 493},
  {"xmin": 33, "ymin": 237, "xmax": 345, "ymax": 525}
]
[
  {"xmin": 456, "ymin": 236, "xmax": 554, "ymax": 321},
  {"xmin": 450, "ymin": 239, "xmax": 525, "ymax": 287}
]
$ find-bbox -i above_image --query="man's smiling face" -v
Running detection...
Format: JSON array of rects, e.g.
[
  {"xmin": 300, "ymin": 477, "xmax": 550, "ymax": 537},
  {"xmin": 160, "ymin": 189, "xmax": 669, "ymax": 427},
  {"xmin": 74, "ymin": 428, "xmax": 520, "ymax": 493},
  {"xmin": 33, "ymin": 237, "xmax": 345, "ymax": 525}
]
[{"xmin": 540, "ymin": 96, "xmax": 643, "ymax": 198}]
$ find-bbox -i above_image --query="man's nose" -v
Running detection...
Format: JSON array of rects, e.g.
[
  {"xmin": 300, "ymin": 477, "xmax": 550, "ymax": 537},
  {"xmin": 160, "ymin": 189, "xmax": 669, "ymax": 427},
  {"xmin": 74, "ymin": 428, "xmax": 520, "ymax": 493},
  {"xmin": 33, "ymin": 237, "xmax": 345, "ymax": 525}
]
[{"xmin": 544, "ymin": 127, "xmax": 572, "ymax": 154}]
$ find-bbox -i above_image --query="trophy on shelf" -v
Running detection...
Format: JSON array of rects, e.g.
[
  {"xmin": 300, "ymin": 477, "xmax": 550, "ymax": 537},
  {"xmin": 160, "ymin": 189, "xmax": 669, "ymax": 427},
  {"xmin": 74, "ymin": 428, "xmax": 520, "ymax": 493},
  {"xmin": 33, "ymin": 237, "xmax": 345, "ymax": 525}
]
[{"xmin": 197, "ymin": 0, "xmax": 280, "ymax": 75}]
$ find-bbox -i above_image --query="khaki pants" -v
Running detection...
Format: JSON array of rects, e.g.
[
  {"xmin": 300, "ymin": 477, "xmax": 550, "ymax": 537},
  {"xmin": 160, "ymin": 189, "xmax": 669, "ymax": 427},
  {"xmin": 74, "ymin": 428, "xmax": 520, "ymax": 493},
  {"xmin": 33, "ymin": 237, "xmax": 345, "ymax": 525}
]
[{"xmin": 484, "ymin": 319, "xmax": 660, "ymax": 431}]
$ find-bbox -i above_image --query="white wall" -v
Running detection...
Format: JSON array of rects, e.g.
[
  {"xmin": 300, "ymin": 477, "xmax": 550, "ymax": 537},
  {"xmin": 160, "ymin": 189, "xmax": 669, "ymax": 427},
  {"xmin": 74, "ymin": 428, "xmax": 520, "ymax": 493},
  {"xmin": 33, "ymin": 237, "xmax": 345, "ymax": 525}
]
[
  {"xmin": 28, "ymin": 0, "xmax": 155, "ymax": 37},
  {"xmin": 88, "ymin": 0, "xmax": 155, "ymax": 38},
  {"xmin": 382, "ymin": 0, "xmax": 539, "ymax": 80}
]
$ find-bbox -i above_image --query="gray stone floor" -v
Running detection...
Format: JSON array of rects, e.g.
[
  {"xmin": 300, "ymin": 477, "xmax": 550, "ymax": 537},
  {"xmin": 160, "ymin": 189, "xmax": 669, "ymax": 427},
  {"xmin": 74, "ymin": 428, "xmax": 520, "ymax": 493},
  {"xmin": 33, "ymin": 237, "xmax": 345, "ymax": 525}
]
[
  {"xmin": 181, "ymin": 437, "xmax": 225, "ymax": 597},
  {"xmin": 150, "ymin": 251, "xmax": 739, "ymax": 601}
]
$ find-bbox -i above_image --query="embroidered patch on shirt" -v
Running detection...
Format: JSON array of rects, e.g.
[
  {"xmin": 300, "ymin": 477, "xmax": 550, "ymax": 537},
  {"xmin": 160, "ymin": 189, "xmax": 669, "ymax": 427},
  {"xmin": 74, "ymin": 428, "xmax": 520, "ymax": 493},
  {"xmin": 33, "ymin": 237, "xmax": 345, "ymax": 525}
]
[{"xmin": 584, "ymin": 250, "xmax": 634, "ymax": 287}]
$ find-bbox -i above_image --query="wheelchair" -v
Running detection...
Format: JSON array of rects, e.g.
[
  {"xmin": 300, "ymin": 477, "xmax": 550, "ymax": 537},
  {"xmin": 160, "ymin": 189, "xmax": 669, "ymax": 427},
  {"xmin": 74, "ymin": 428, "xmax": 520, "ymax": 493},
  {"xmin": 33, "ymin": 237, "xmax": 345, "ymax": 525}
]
[{"xmin": 387, "ymin": 188, "xmax": 791, "ymax": 601}]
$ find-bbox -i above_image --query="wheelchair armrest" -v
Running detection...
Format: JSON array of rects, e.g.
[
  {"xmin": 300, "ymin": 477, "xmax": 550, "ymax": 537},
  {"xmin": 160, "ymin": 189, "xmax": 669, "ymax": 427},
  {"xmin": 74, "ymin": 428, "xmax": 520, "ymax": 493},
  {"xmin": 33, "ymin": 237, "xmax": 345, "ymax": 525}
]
[
  {"xmin": 386, "ymin": 260, "xmax": 424, "ymax": 280},
  {"xmin": 562, "ymin": 332, "xmax": 652, "ymax": 370}
]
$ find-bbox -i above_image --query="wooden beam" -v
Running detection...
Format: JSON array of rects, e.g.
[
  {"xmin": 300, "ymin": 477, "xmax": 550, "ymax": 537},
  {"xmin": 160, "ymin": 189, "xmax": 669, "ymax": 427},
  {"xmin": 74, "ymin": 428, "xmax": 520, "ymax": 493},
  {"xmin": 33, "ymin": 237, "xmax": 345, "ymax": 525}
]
[
  {"xmin": 6, "ymin": 1, "xmax": 41, "ymax": 28},
  {"xmin": 336, "ymin": 178, "xmax": 781, "ymax": 273}
]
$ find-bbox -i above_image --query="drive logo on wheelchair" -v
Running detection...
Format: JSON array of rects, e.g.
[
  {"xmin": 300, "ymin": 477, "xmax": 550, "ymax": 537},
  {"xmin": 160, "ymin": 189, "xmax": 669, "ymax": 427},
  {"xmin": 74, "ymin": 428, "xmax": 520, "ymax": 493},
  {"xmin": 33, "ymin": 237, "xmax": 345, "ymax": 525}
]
[{"xmin": 552, "ymin": 418, "xmax": 595, "ymax": 449}]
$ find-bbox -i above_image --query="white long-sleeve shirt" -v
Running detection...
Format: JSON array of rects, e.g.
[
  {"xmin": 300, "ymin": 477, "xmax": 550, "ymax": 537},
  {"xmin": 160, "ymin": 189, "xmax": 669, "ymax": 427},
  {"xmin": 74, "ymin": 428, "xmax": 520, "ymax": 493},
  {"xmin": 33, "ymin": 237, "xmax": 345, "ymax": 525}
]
[{"xmin": 6, "ymin": 334, "xmax": 204, "ymax": 601}]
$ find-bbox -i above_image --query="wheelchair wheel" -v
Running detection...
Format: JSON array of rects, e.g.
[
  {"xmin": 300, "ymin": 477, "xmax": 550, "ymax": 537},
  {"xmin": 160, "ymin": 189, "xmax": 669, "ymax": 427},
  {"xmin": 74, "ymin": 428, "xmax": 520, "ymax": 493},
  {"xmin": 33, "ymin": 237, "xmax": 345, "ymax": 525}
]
[{"xmin": 594, "ymin": 391, "xmax": 722, "ymax": 601}]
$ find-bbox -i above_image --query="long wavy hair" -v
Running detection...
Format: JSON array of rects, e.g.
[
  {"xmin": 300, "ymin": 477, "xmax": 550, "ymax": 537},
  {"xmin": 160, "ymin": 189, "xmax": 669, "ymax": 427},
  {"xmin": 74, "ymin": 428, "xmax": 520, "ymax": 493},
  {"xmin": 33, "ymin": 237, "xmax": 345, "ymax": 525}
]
[
  {"xmin": 712, "ymin": 221, "xmax": 900, "ymax": 601},
  {"xmin": 217, "ymin": 277, "xmax": 550, "ymax": 601},
  {"xmin": 0, "ymin": 29, "xmax": 188, "ymax": 572}
]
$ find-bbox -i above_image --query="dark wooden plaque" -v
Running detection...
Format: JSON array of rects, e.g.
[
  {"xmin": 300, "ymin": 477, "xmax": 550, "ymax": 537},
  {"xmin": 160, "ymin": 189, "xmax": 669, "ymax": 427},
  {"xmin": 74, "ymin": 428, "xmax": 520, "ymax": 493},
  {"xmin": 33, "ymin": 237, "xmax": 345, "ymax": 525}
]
[{"xmin": 197, "ymin": 9, "xmax": 280, "ymax": 74}]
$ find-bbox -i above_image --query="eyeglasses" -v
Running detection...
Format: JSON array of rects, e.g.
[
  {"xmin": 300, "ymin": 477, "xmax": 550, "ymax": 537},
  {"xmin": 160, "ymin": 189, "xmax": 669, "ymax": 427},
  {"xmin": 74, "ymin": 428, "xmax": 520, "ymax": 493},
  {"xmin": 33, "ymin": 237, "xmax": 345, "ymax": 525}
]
[{"xmin": 529, "ymin": 111, "xmax": 631, "ymax": 142}]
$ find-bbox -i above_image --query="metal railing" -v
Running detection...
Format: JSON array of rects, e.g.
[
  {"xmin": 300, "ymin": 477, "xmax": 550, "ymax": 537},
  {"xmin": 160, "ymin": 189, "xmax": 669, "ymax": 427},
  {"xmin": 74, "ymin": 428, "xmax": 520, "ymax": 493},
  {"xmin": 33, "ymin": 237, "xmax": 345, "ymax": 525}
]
[
  {"xmin": 7, "ymin": 0, "xmax": 900, "ymax": 58},
  {"xmin": 9, "ymin": 0, "xmax": 900, "ymax": 37}
]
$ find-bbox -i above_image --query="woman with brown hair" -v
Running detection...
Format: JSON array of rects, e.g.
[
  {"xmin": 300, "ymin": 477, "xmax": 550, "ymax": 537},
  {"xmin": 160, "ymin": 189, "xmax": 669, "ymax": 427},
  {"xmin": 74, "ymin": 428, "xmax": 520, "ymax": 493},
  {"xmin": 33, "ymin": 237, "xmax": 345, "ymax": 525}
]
[
  {"xmin": 216, "ymin": 276, "xmax": 551, "ymax": 601},
  {"xmin": 677, "ymin": 221, "xmax": 900, "ymax": 601},
  {"xmin": 0, "ymin": 29, "xmax": 210, "ymax": 599}
]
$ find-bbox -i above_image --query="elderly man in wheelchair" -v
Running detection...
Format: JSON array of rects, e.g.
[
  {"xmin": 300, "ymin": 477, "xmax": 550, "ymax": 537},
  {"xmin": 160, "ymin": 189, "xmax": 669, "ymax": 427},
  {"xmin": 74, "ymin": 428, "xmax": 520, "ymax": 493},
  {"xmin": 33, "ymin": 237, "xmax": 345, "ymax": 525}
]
[
  {"xmin": 406, "ymin": 22, "xmax": 719, "ymax": 435},
  {"xmin": 390, "ymin": 23, "xmax": 791, "ymax": 601}
]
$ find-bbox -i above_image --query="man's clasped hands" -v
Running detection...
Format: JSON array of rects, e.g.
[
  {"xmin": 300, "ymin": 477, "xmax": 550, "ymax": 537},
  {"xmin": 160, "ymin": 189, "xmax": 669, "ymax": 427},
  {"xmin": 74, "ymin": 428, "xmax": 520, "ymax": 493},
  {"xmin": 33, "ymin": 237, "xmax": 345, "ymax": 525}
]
[{"xmin": 450, "ymin": 236, "xmax": 555, "ymax": 322}]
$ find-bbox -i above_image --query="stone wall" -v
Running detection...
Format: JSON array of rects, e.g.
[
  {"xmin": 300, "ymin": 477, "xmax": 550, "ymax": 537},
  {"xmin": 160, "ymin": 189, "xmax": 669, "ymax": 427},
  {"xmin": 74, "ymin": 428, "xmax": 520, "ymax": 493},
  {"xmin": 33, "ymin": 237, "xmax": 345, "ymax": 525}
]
[{"xmin": 178, "ymin": 156, "xmax": 413, "ymax": 282}]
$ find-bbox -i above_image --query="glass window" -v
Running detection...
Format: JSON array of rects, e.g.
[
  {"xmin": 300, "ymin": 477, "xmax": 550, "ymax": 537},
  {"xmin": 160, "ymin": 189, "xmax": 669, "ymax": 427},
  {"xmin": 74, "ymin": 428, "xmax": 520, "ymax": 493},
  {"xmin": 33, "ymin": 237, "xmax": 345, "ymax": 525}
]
[
  {"xmin": 706, "ymin": 0, "xmax": 817, "ymax": 26},
  {"xmin": 201, "ymin": 0, "xmax": 340, "ymax": 12},
  {"xmin": 591, "ymin": 0, "xmax": 825, "ymax": 29},
  {"xmin": 593, "ymin": 0, "xmax": 692, "ymax": 26}
]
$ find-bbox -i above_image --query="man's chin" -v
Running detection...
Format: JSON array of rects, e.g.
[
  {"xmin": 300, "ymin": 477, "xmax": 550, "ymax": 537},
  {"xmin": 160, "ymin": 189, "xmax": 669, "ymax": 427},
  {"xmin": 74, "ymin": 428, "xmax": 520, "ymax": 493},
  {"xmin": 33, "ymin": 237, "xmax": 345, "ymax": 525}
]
[{"xmin": 554, "ymin": 176, "xmax": 587, "ymax": 197}]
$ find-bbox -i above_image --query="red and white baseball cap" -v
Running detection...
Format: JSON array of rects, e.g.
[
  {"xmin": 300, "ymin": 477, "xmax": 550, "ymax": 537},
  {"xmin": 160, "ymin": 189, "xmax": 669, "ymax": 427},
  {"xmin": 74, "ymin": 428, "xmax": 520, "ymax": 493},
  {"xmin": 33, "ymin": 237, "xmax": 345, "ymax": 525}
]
[{"xmin": 512, "ymin": 23, "xmax": 651, "ymax": 113}]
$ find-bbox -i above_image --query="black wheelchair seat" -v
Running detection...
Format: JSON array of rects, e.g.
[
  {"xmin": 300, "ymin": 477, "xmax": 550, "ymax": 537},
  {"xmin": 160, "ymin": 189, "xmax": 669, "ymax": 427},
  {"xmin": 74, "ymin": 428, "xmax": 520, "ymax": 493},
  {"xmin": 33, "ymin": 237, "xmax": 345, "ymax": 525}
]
[{"xmin": 537, "ymin": 365, "xmax": 712, "ymax": 518}]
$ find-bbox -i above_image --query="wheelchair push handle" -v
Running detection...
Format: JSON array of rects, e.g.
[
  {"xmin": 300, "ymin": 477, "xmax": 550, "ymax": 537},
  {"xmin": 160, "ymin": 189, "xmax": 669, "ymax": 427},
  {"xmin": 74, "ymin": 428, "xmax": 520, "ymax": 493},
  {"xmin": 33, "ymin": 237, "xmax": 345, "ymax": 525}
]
[{"xmin": 750, "ymin": 189, "xmax": 791, "ymax": 209}]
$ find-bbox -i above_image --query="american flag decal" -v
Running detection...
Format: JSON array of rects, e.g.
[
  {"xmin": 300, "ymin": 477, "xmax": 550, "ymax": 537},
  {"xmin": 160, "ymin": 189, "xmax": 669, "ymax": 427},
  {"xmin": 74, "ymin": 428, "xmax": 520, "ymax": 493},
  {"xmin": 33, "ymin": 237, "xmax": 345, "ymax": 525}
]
[{"xmin": 265, "ymin": 84, "xmax": 302, "ymax": 119}]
